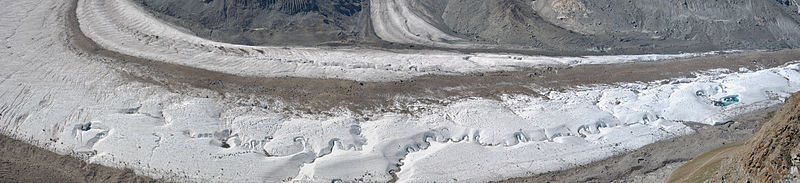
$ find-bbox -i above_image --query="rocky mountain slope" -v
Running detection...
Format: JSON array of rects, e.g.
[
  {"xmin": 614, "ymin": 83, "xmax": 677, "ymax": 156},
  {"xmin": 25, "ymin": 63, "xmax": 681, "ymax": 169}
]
[
  {"xmin": 712, "ymin": 92, "xmax": 800, "ymax": 182},
  {"xmin": 664, "ymin": 92, "xmax": 800, "ymax": 182},
  {"xmin": 135, "ymin": 0, "xmax": 800, "ymax": 54},
  {"xmin": 132, "ymin": 0, "xmax": 369, "ymax": 46}
]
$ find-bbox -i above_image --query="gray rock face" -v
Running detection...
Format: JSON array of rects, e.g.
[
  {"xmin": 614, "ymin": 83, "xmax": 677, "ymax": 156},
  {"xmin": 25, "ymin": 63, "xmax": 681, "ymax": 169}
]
[
  {"xmin": 134, "ymin": 0, "xmax": 368, "ymax": 46},
  {"xmin": 408, "ymin": 0, "xmax": 800, "ymax": 53},
  {"xmin": 135, "ymin": 0, "xmax": 800, "ymax": 54}
]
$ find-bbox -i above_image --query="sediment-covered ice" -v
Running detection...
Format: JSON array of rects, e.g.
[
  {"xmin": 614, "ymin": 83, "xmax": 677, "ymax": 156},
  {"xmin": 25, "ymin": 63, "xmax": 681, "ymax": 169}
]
[
  {"xmin": 77, "ymin": 0, "xmax": 732, "ymax": 82},
  {"xmin": 369, "ymin": 0, "xmax": 465, "ymax": 47},
  {"xmin": 2, "ymin": 0, "xmax": 800, "ymax": 182}
]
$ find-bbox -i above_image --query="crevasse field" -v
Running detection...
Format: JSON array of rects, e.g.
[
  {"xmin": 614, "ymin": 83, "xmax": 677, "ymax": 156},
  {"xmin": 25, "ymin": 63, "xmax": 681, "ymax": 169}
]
[{"xmin": 1, "ymin": 0, "xmax": 799, "ymax": 182}]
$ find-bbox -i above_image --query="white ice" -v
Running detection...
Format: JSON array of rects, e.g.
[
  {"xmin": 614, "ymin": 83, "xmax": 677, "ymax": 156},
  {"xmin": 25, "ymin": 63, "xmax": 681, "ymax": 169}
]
[
  {"xmin": 369, "ymin": 0, "xmax": 465, "ymax": 47},
  {"xmin": 1, "ymin": 0, "xmax": 799, "ymax": 182},
  {"xmin": 78, "ymin": 0, "xmax": 735, "ymax": 82}
]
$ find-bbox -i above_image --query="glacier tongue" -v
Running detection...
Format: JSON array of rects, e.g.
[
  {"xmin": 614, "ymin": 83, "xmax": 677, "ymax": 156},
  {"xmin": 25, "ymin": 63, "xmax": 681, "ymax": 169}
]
[
  {"xmin": 76, "ymin": 0, "xmax": 732, "ymax": 82},
  {"xmin": 1, "ymin": 0, "xmax": 800, "ymax": 182}
]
